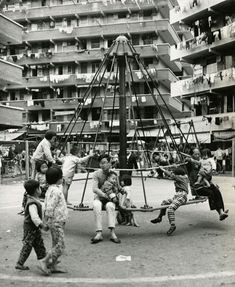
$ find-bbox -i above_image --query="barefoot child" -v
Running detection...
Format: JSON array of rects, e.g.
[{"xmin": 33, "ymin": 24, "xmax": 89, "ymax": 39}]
[
  {"xmin": 61, "ymin": 144, "xmax": 93, "ymax": 202},
  {"xmin": 43, "ymin": 166, "xmax": 68, "ymax": 274},
  {"xmin": 15, "ymin": 180, "xmax": 49, "ymax": 274},
  {"xmin": 118, "ymin": 174, "xmax": 139, "ymax": 227},
  {"xmin": 35, "ymin": 160, "xmax": 49, "ymax": 199},
  {"xmin": 150, "ymin": 167, "xmax": 189, "ymax": 235}
]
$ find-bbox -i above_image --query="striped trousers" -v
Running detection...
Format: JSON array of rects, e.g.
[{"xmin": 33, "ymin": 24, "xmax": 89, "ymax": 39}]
[{"xmin": 161, "ymin": 191, "xmax": 187, "ymax": 225}]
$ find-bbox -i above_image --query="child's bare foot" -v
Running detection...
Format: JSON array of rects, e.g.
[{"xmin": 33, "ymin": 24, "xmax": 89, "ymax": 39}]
[
  {"xmin": 167, "ymin": 225, "xmax": 176, "ymax": 236},
  {"xmin": 134, "ymin": 222, "xmax": 140, "ymax": 227},
  {"xmin": 151, "ymin": 217, "xmax": 162, "ymax": 224},
  {"xmin": 15, "ymin": 263, "xmax": 29, "ymax": 270},
  {"xmin": 38, "ymin": 259, "xmax": 51, "ymax": 276}
]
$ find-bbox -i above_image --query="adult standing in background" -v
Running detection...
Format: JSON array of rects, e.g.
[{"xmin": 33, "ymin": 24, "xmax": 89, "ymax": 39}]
[
  {"xmin": 31, "ymin": 131, "xmax": 57, "ymax": 179},
  {"xmin": 214, "ymin": 146, "xmax": 224, "ymax": 173}
]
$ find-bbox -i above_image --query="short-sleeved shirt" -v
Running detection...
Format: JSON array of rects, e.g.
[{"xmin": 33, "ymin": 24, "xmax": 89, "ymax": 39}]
[{"xmin": 172, "ymin": 174, "xmax": 189, "ymax": 194}]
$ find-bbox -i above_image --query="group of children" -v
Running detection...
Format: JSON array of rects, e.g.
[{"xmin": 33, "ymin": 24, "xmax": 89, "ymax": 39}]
[{"xmin": 16, "ymin": 142, "xmax": 228, "ymax": 275}]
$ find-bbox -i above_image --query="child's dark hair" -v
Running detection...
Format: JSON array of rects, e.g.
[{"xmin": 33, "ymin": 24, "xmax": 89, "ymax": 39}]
[
  {"xmin": 173, "ymin": 167, "xmax": 186, "ymax": 176},
  {"xmin": 107, "ymin": 170, "xmax": 117, "ymax": 178},
  {"xmin": 201, "ymin": 148, "xmax": 211, "ymax": 158},
  {"xmin": 36, "ymin": 160, "xmax": 48, "ymax": 173},
  {"xmin": 70, "ymin": 144, "xmax": 79, "ymax": 156},
  {"xmin": 120, "ymin": 174, "xmax": 131, "ymax": 186},
  {"xmin": 46, "ymin": 166, "xmax": 62, "ymax": 184},
  {"xmin": 99, "ymin": 153, "xmax": 111, "ymax": 162},
  {"xmin": 24, "ymin": 179, "xmax": 40, "ymax": 196},
  {"xmin": 45, "ymin": 130, "xmax": 56, "ymax": 140}
]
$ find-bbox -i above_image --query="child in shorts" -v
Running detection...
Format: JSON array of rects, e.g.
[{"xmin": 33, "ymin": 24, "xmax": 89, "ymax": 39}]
[
  {"xmin": 35, "ymin": 160, "xmax": 49, "ymax": 199},
  {"xmin": 61, "ymin": 144, "xmax": 93, "ymax": 202}
]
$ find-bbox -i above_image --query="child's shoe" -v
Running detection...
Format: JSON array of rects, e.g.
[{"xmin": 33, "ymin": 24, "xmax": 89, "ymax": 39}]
[
  {"xmin": 167, "ymin": 225, "xmax": 176, "ymax": 236},
  {"xmin": 150, "ymin": 217, "xmax": 162, "ymax": 224},
  {"xmin": 15, "ymin": 263, "xmax": 29, "ymax": 270}
]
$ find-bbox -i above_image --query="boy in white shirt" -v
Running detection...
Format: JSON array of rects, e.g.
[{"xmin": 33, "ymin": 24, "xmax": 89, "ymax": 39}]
[
  {"xmin": 31, "ymin": 131, "xmax": 57, "ymax": 179},
  {"xmin": 61, "ymin": 144, "xmax": 93, "ymax": 202}
]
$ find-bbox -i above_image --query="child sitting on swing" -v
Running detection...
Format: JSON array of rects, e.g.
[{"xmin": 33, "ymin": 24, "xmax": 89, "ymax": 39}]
[
  {"xmin": 194, "ymin": 148, "xmax": 215, "ymax": 188},
  {"xmin": 101, "ymin": 171, "xmax": 123, "ymax": 205},
  {"xmin": 150, "ymin": 166, "xmax": 189, "ymax": 235}
]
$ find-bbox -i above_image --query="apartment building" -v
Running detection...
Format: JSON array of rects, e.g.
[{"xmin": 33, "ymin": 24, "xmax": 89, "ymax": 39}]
[
  {"xmin": 0, "ymin": 13, "xmax": 23, "ymax": 129},
  {"xmin": 0, "ymin": 0, "xmax": 187, "ymax": 142},
  {"xmin": 170, "ymin": 0, "xmax": 235, "ymax": 145}
]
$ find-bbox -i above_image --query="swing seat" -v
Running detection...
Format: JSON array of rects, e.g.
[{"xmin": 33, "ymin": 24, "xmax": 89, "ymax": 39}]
[{"xmin": 69, "ymin": 197, "xmax": 207, "ymax": 211}]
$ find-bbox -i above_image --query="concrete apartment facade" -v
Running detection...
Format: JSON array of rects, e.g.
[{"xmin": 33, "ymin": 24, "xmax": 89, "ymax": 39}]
[
  {"xmin": 170, "ymin": 0, "xmax": 235, "ymax": 145},
  {"xmin": 0, "ymin": 0, "xmax": 189, "ymax": 143}
]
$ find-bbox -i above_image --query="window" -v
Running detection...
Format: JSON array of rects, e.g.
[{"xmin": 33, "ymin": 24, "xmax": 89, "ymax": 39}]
[
  {"xmin": 143, "ymin": 10, "xmax": 152, "ymax": 19},
  {"xmin": 80, "ymin": 63, "xmax": 87, "ymax": 73},
  {"xmin": 91, "ymin": 38, "xmax": 100, "ymax": 49},
  {"xmin": 92, "ymin": 108, "xmax": 101, "ymax": 120},
  {"xmin": 58, "ymin": 66, "xmax": 63, "ymax": 75},
  {"xmin": 118, "ymin": 12, "xmax": 126, "ymax": 19},
  {"xmin": 131, "ymin": 35, "xmax": 140, "ymax": 46},
  {"xmin": 91, "ymin": 62, "xmax": 100, "ymax": 73},
  {"xmin": 144, "ymin": 58, "xmax": 153, "ymax": 68}
]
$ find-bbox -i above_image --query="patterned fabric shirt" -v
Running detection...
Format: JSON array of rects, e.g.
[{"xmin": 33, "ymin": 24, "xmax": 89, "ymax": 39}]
[{"xmin": 44, "ymin": 184, "xmax": 68, "ymax": 224}]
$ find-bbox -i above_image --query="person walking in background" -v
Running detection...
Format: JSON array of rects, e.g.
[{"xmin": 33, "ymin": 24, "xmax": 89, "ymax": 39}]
[
  {"xmin": 214, "ymin": 146, "xmax": 224, "ymax": 174},
  {"xmin": 31, "ymin": 131, "xmax": 57, "ymax": 179}
]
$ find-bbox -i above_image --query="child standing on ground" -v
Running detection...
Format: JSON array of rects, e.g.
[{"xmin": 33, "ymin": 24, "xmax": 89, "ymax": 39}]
[
  {"xmin": 118, "ymin": 174, "xmax": 139, "ymax": 227},
  {"xmin": 43, "ymin": 166, "xmax": 68, "ymax": 274},
  {"xmin": 150, "ymin": 167, "xmax": 189, "ymax": 235},
  {"xmin": 194, "ymin": 148, "xmax": 215, "ymax": 187},
  {"xmin": 35, "ymin": 160, "xmax": 48, "ymax": 199},
  {"xmin": 61, "ymin": 144, "xmax": 93, "ymax": 203},
  {"xmin": 15, "ymin": 180, "xmax": 49, "ymax": 274}
]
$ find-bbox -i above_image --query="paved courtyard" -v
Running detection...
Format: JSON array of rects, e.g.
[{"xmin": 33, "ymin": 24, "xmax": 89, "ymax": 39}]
[{"xmin": 0, "ymin": 174, "xmax": 234, "ymax": 287}]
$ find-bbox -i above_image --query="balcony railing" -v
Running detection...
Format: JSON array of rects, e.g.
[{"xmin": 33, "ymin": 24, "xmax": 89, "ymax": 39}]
[
  {"xmin": 7, "ymin": 68, "xmax": 177, "ymax": 90},
  {"xmin": 171, "ymin": 21, "xmax": 235, "ymax": 62},
  {"xmin": 171, "ymin": 67, "xmax": 235, "ymax": 98},
  {"xmin": 0, "ymin": 13, "xmax": 23, "ymax": 45},
  {"xmin": 0, "ymin": 59, "xmax": 23, "ymax": 86},
  {"xmin": 170, "ymin": 0, "xmax": 231, "ymax": 25},
  {"xmin": 3, "ymin": 0, "xmax": 159, "ymax": 21},
  {"xmin": 0, "ymin": 91, "xmax": 182, "ymax": 113},
  {"xmin": 22, "ymin": 20, "xmax": 179, "ymax": 45}
]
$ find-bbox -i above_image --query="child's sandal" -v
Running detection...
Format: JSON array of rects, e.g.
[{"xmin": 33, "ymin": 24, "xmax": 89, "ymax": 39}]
[{"xmin": 167, "ymin": 225, "xmax": 176, "ymax": 236}]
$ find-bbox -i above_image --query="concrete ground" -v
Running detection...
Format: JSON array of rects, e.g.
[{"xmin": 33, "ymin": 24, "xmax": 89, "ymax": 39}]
[{"xmin": 0, "ymin": 174, "xmax": 234, "ymax": 287}]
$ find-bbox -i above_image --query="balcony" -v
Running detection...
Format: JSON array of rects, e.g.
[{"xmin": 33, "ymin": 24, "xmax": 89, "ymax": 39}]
[
  {"xmin": 171, "ymin": 22, "xmax": 235, "ymax": 63},
  {"xmin": 3, "ymin": 0, "xmax": 167, "ymax": 22},
  {"xmin": 22, "ymin": 20, "xmax": 179, "ymax": 46},
  {"xmin": 4, "ymin": 44, "xmax": 181, "ymax": 72},
  {"xmin": 171, "ymin": 68, "xmax": 235, "ymax": 98},
  {"xmin": 0, "ymin": 13, "xmax": 23, "ymax": 45},
  {"xmin": 0, "ymin": 90, "xmax": 182, "ymax": 115},
  {"xmin": 0, "ymin": 59, "xmax": 23, "ymax": 87},
  {"xmin": 0, "ymin": 105, "xmax": 23, "ymax": 128},
  {"xmin": 170, "ymin": 0, "xmax": 234, "ymax": 25},
  {"xmin": 7, "ymin": 67, "xmax": 177, "ymax": 90}
]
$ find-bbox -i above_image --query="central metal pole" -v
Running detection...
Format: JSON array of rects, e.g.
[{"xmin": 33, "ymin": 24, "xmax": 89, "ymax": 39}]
[{"xmin": 118, "ymin": 56, "xmax": 127, "ymax": 177}]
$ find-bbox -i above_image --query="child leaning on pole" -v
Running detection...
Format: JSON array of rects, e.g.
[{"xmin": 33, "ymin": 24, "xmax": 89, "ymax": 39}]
[
  {"xmin": 15, "ymin": 180, "xmax": 49, "ymax": 274},
  {"xmin": 60, "ymin": 144, "xmax": 94, "ymax": 203},
  {"xmin": 150, "ymin": 166, "xmax": 189, "ymax": 236}
]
